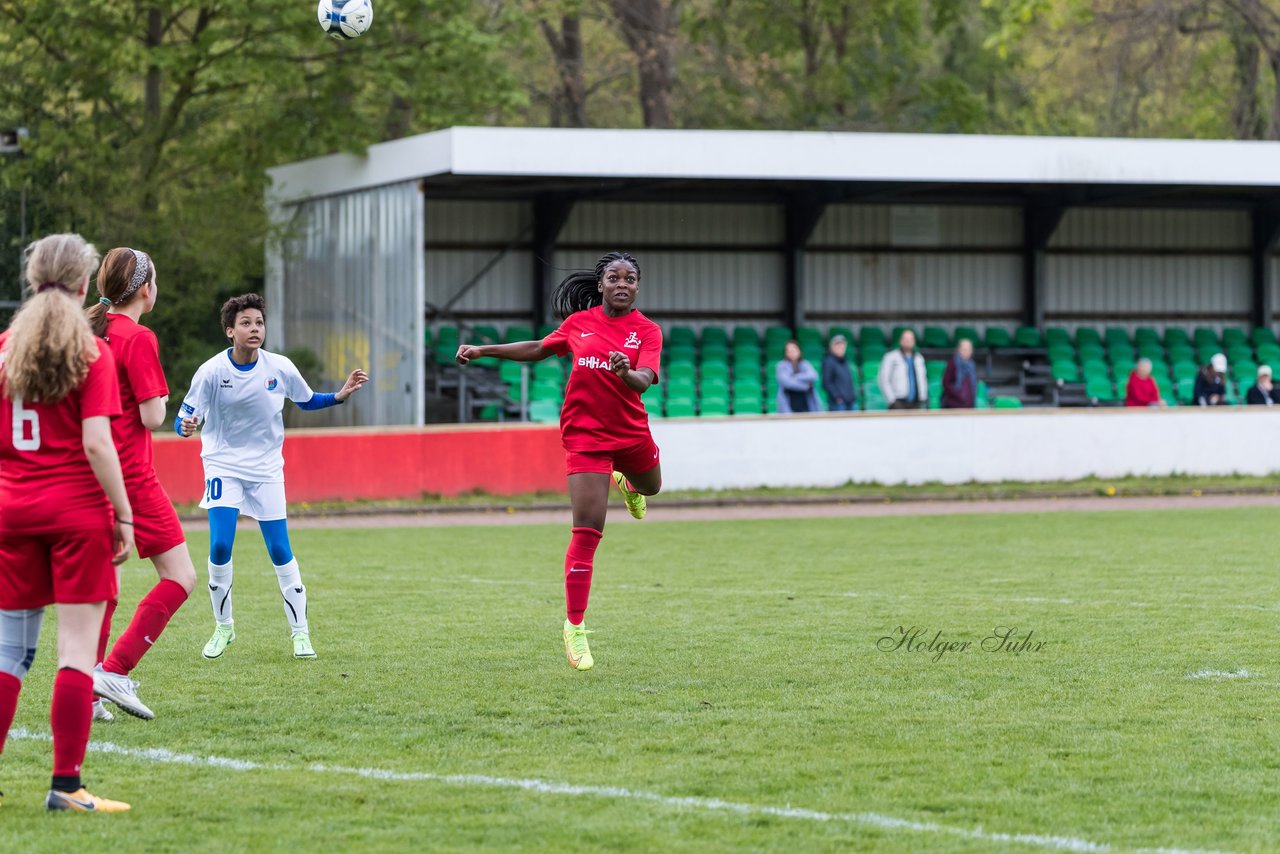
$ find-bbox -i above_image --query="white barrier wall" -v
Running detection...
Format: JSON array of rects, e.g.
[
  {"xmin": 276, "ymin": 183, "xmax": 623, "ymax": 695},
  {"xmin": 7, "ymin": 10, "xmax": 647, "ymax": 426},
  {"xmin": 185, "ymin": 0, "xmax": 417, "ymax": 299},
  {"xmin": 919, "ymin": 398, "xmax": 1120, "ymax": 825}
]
[{"xmin": 649, "ymin": 409, "xmax": 1280, "ymax": 490}]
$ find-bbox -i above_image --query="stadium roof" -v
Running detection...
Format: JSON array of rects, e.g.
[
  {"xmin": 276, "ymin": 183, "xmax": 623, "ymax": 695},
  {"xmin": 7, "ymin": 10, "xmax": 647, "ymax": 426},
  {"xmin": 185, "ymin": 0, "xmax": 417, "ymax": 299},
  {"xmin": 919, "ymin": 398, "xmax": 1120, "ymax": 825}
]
[{"xmin": 268, "ymin": 126, "xmax": 1280, "ymax": 207}]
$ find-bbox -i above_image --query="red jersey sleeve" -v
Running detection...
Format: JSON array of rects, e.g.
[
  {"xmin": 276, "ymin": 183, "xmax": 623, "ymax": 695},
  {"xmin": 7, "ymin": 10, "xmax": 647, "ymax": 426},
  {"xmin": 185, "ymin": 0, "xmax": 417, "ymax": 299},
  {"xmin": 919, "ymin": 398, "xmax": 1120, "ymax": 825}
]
[
  {"xmin": 635, "ymin": 324, "xmax": 663, "ymax": 382},
  {"xmin": 124, "ymin": 328, "xmax": 169, "ymax": 403},
  {"xmin": 541, "ymin": 316, "xmax": 573, "ymax": 357},
  {"xmin": 81, "ymin": 342, "xmax": 123, "ymax": 420}
]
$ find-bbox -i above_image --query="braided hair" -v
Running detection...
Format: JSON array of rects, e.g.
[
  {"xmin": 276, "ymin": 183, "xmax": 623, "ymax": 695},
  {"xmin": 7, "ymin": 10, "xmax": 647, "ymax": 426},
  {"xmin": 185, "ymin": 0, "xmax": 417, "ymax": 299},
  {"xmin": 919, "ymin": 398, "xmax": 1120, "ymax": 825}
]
[{"xmin": 550, "ymin": 251, "xmax": 640, "ymax": 319}]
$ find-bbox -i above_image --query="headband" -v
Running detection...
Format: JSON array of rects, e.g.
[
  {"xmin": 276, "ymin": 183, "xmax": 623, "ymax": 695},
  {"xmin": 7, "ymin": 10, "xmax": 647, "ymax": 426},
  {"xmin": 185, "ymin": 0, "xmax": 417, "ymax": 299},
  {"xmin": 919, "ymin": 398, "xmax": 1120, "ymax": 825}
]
[{"xmin": 112, "ymin": 249, "xmax": 150, "ymax": 304}]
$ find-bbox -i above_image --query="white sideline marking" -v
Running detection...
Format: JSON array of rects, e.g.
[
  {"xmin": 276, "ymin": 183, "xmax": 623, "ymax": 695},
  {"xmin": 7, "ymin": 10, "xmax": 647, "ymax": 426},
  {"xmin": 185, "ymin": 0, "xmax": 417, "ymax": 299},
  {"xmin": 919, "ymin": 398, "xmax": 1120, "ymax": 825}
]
[
  {"xmin": 1186, "ymin": 669, "xmax": 1255, "ymax": 680},
  {"xmin": 8, "ymin": 729, "xmax": 1226, "ymax": 854}
]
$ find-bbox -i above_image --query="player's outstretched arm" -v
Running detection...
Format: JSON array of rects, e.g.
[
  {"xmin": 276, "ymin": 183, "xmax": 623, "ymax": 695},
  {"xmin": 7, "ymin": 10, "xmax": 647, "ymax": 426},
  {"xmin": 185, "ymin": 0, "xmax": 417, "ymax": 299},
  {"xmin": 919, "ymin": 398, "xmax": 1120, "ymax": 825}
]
[
  {"xmin": 336, "ymin": 369, "xmax": 369, "ymax": 402},
  {"xmin": 457, "ymin": 341, "xmax": 550, "ymax": 364}
]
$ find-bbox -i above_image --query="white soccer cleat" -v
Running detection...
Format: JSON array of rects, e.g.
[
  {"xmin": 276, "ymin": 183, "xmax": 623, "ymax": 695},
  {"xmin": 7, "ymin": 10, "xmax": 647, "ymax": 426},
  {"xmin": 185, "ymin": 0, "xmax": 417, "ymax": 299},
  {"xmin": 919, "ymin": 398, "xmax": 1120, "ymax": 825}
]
[
  {"xmin": 92, "ymin": 664, "xmax": 154, "ymax": 721},
  {"xmin": 91, "ymin": 699, "xmax": 114, "ymax": 723}
]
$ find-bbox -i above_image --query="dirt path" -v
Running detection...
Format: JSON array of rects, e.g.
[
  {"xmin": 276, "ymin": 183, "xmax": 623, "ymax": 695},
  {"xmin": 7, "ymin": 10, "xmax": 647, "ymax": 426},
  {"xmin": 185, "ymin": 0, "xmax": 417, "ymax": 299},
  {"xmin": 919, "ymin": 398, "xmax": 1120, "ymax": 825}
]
[{"xmin": 180, "ymin": 492, "xmax": 1280, "ymax": 530}]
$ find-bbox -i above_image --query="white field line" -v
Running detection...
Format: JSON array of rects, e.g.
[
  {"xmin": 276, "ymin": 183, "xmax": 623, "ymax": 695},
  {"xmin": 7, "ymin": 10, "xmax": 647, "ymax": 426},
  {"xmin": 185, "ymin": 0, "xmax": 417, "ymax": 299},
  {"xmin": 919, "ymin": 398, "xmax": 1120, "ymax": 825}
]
[
  {"xmin": 438, "ymin": 576, "xmax": 1279, "ymax": 613},
  {"xmin": 1185, "ymin": 669, "xmax": 1255, "ymax": 680},
  {"xmin": 8, "ymin": 729, "xmax": 1226, "ymax": 854}
]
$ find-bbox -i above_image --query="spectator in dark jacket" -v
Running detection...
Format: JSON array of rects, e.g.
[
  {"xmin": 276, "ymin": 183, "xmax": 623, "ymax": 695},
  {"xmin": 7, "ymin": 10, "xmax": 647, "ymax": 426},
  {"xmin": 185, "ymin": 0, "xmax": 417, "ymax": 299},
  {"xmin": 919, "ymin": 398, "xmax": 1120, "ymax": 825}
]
[
  {"xmin": 1246, "ymin": 364, "xmax": 1279, "ymax": 405},
  {"xmin": 1194, "ymin": 353, "xmax": 1228, "ymax": 406},
  {"xmin": 941, "ymin": 338, "xmax": 977, "ymax": 409},
  {"xmin": 822, "ymin": 335, "xmax": 856, "ymax": 411}
]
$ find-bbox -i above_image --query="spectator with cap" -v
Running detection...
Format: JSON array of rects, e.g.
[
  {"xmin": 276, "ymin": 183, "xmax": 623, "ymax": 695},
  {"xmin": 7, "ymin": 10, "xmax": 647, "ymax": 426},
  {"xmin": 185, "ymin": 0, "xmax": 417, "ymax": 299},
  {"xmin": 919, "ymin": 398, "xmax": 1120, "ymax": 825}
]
[
  {"xmin": 941, "ymin": 338, "xmax": 978, "ymax": 409},
  {"xmin": 1246, "ymin": 364, "xmax": 1280, "ymax": 405},
  {"xmin": 878, "ymin": 329, "xmax": 928, "ymax": 410},
  {"xmin": 822, "ymin": 334, "xmax": 856, "ymax": 411},
  {"xmin": 1124, "ymin": 357, "xmax": 1165, "ymax": 408},
  {"xmin": 1193, "ymin": 353, "xmax": 1228, "ymax": 406},
  {"xmin": 775, "ymin": 339, "xmax": 820, "ymax": 414}
]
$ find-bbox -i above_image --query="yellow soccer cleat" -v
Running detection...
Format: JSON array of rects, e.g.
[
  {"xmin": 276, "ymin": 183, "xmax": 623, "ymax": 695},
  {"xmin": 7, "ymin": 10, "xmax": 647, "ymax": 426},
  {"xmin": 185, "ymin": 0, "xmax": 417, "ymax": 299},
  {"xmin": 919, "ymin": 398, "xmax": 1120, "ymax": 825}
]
[
  {"xmin": 45, "ymin": 788, "xmax": 131, "ymax": 813},
  {"xmin": 563, "ymin": 619, "xmax": 594, "ymax": 671},
  {"xmin": 612, "ymin": 472, "xmax": 646, "ymax": 520}
]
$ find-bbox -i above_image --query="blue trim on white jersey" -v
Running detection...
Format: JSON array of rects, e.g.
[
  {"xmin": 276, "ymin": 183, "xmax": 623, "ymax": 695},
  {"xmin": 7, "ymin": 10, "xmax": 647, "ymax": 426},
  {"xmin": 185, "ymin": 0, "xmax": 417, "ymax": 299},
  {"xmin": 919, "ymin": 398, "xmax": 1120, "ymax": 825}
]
[
  {"xmin": 296, "ymin": 392, "xmax": 342, "ymax": 411},
  {"xmin": 226, "ymin": 349, "xmax": 258, "ymax": 372}
]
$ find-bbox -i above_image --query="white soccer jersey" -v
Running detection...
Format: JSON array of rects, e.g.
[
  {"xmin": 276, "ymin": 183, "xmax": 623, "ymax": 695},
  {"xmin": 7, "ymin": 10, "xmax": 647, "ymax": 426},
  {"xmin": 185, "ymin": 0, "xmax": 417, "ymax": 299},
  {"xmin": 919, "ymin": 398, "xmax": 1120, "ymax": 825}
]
[{"xmin": 179, "ymin": 348, "xmax": 314, "ymax": 483}]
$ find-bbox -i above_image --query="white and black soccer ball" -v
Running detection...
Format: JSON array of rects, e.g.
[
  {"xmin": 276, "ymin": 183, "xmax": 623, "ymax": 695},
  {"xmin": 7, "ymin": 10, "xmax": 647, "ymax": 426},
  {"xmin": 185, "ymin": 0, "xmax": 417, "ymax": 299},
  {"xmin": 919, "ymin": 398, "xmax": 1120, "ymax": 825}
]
[{"xmin": 318, "ymin": 0, "xmax": 373, "ymax": 41}]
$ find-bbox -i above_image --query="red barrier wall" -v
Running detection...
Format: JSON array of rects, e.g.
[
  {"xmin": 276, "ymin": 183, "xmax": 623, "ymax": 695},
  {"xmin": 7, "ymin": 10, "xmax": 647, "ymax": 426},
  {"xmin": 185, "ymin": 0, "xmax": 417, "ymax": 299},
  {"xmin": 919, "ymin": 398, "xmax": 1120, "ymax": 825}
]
[{"xmin": 152, "ymin": 425, "xmax": 568, "ymax": 502}]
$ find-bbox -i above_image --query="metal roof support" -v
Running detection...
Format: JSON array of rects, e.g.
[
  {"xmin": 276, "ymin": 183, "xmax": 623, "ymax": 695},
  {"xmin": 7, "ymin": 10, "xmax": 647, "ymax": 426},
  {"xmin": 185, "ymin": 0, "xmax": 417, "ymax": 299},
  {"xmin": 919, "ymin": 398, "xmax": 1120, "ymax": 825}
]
[
  {"xmin": 784, "ymin": 194, "xmax": 827, "ymax": 331},
  {"xmin": 532, "ymin": 194, "xmax": 575, "ymax": 329},
  {"xmin": 1251, "ymin": 203, "xmax": 1280, "ymax": 331},
  {"xmin": 1023, "ymin": 195, "xmax": 1067, "ymax": 329}
]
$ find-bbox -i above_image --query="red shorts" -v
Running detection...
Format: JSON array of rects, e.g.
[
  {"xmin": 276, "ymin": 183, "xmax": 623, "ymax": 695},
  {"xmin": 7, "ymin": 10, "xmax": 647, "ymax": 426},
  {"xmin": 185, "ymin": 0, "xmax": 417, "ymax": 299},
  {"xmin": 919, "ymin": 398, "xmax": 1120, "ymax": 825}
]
[
  {"xmin": 128, "ymin": 477, "xmax": 186, "ymax": 560},
  {"xmin": 565, "ymin": 436, "xmax": 661, "ymax": 477},
  {"xmin": 0, "ymin": 526, "xmax": 119, "ymax": 610}
]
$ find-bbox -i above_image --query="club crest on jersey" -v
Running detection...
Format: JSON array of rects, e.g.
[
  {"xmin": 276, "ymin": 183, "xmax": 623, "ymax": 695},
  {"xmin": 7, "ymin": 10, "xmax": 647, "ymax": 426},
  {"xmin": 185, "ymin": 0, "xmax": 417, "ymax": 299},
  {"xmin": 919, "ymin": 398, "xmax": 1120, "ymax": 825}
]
[
  {"xmin": 266, "ymin": 377, "xmax": 278, "ymax": 391},
  {"xmin": 623, "ymin": 331, "xmax": 641, "ymax": 349}
]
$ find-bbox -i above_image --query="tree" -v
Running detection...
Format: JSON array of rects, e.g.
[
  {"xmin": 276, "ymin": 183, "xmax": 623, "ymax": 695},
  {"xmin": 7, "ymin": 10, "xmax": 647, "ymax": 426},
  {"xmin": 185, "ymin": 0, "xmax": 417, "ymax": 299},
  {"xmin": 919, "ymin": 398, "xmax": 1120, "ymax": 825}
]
[{"xmin": 609, "ymin": 0, "xmax": 680, "ymax": 127}]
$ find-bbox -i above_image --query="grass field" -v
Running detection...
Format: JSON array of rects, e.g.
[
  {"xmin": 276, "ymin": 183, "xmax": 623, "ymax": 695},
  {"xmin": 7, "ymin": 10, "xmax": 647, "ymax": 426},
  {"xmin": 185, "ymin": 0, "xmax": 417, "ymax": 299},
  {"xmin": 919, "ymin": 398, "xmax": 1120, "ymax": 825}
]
[{"xmin": 2, "ymin": 507, "xmax": 1277, "ymax": 852}]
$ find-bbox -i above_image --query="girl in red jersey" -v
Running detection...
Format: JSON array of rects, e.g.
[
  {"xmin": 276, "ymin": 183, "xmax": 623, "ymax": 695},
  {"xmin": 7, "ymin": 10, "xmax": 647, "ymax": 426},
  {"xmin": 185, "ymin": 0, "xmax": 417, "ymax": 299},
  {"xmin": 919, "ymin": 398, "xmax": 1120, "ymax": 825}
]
[
  {"xmin": 456, "ymin": 251, "xmax": 663, "ymax": 671},
  {"xmin": 0, "ymin": 234, "xmax": 134, "ymax": 812},
  {"xmin": 84, "ymin": 248, "xmax": 196, "ymax": 722}
]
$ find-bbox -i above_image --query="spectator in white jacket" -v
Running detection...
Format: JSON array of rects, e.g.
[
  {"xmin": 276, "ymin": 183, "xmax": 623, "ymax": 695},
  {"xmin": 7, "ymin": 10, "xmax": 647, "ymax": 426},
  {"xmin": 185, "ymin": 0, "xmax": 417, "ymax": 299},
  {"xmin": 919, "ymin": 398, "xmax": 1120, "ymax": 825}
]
[{"xmin": 878, "ymin": 329, "xmax": 928, "ymax": 409}]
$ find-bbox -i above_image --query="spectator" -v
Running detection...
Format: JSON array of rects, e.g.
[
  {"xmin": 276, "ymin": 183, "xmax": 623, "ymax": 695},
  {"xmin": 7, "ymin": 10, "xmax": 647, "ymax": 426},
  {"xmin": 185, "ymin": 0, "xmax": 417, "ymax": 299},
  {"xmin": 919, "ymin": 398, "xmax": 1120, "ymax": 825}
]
[
  {"xmin": 1246, "ymin": 364, "xmax": 1279, "ymax": 405},
  {"xmin": 822, "ymin": 335, "xmax": 856, "ymax": 411},
  {"xmin": 1193, "ymin": 353, "xmax": 1228, "ymax": 406},
  {"xmin": 775, "ymin": 339, "xmax": 819, "ymax": 414},
  {"xmin": 1124, "ymin": 357, "xmax": 1165, "ymax": 407},
  {"xmin": 941, "ymin": 338, "xmax": 977, "ymax": 409},
  {"xmin": 878, "ymin": 329, "xmax": 928, "ymax": 410}
]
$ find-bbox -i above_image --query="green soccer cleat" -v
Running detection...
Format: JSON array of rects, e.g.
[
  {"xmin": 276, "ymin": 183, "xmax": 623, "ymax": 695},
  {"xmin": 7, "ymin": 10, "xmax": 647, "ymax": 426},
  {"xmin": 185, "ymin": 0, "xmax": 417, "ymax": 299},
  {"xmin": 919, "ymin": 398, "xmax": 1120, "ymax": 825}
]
[
  {"xmin": 292, "ymin": 631, "xmax": 317, "ymax": 659},
  {"xmin": 612, "ymin": 471, "xmax": 646, "ymax": 520},
  {"xmin": 563, "ymin": 619, "xmax": 594, "ymax": 671},
  {"xmin": 202, "ymin": 623, "xmax": 235, "ymax": 660}
]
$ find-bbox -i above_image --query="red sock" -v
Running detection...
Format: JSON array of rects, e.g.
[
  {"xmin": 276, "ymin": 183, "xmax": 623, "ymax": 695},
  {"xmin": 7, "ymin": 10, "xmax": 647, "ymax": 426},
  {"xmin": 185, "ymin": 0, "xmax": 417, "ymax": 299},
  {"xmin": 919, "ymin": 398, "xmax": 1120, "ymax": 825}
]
[
  {"xmin": 564, "ymin": 527, "xmax": 602, "ymax": 625},
  {"xmin": 51, "ymin": 668, "xmax": 93, "ymax": 778},
  {"xmin": 104, "ymin": 580, "xmax": 189, "ymax": 676},
  {"xmin": 95, "ymin": 599, "xmax": 117, "ymax": 665},
  {"xmin": 0, "ymin": 672, "xmax": 20, "ymax": 753}
]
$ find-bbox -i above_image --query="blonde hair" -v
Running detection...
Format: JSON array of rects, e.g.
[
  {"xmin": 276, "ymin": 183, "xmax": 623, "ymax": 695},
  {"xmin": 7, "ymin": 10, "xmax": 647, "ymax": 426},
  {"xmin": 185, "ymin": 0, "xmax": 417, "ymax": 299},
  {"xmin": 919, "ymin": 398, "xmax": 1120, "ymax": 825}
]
[{"xmin": 5, "ymin": 234, "xmax": 102, "ymax": 403}]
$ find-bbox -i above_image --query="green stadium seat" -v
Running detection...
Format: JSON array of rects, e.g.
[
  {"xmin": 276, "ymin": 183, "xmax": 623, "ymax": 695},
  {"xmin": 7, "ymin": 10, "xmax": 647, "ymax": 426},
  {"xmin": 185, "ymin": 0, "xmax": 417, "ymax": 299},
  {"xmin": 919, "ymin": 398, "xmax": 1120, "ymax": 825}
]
[
  {"xmin": 801, "ymin": 344, "xmax": 825, "ymax": 364},
  {"xmin": 470, "ymin": 325, "xmax": 502, "ymax": 347},
  {"xmin": 1176, "ymin": 377, "xmax": 1196, "ymax": 404},
  {"xmin": 1164, "ymin": 327, "xmax": 1190, "ymax": 348},
  {"xmin": 666, "ymin": 343, "xmax": 696, "ymax": 363},
  {"xmin": 993, "ymin": 396, "xmax": 1024, "ymax": 409},
  {"xmin": 732, "ymin": 326, "xmax": 760, "ymax": 347},
  {"xmin": 1192, "ymin": 326, "xmax": 1219, "ymax": 347},
  {"xmin": 665, "ymin": 397, "xmax": 696, "ymax": 418},
  {"xmin": 533, "ymin": 360, "xmax": 563, "ymax": 381},
  {"xmin": 796, "ymin": 325, "xmax": 823, "ymax": 345},
  {"xmin": 764, "ymin": 343, "xmax": 786, "ymax": 364},
  {"xmin": 701, "ymin": 327, "xmax": 729, "ymax": 348},
  {"xmin": 1105, "ymin": 327, "xmax": 1131, "ymax": 347},
  {"xmin": 1172, "ymin": 361, "xmax": 1198, "ymax": 381},
  {"xmin": 953, "ymin": 326, "xmax": 981, "ymax": 348},
  {"xmin": 1014, "ymin": 326, "xmax": 1043, "ymax": 347},
  {"xmin": 701, "ymin": 377, "xmax": 730, "ymax": 399},
  {"xmin": 1136, "ymin": 341, "xmax": 1165, "ymax": 360},
  {"xmin": 1048, "ymin": 343, "xmax": 1076, "ymax": 363},
  {"xmin": 529, "ymin": 399, "xmax": 562, "ymax": 423},
  {"xmin": 504, "ymin": 325, "xmax": 534, "ymax": 343},
  {"xmin": 699, "ymin": 397, "xmax": 730, "ymax": 417},
  {"xmin": 975, "ymin": 381, "xmax": 990, "ymax": 408},
  {"xmin": 1134, "ymin": 327, "xmax": 1160, "ymax": 347},
  {"xmin": 764, "ymin": 326, "xmax": 792, "ymax": 344},
  {"xmin": 1255, "ymin": 342, "xmax": 1280, "ymax": 362},
  {"xmin": 1231, "ymin": 362, "xmax": 1258, "ymax": 384},
  {"xmin": 1075, "ymin": 327, "xmax": 1102, "ymax": 348},
  {"xmin": 1081, "ymin": 360, "xmax": 1109, "ymax": 381},
  {"xmin": 1226, "ymin": 345, "xmax": 1254, "ymax": 367},
  {"xmin": 1045, "ymin": 327, "xmax": 1071, "ymax": 347},
  {"xmin": 922, "ymin": 326, "xmax": 950, "ymax": 349},
  {"xmin": 925, "ymin": 360, "xmax": 947, "ymax": 380},
  {"xmin": 530, "ymin": 379, "xmax": 563, "ymax": 400},
  {"xmin": 860, "ymin": 359, "xmax": 882, "ymax": 381},
  {"xmin": 700, "ymin": 362, "xmax": 730, "ymax": 383},
  {"xmin": 1222, "ymin": 328, "xmax": 1248, "ymax": 348},
  {"xmin": 1078, "ymin": 342, "xmax": 1106, "ymax": 363},
  {"xmin": 668, "ymin": 326, "xmax": 697, "ymax": 348},
  {"xmin": 1052, "ymin": 361, "xmax": 1080, "ymax": 382},
  {"xmin": 983, "ymin": 327, "xmax": 1012, "ymax": 349},
  {"xmin": 1111, "ymin": 359, "xmax": 1135, "ymax": 382},
  {"xmin": 1167, "ymin": 343, "xmax": 1195, "ymax": 364},
  {"xmin": 732, "ymin": 392, "xmax": 763, "ymax": 415},
  {"xmin": 1252, "ymin": 327, "xmax": 1278, "ymax": 347},
  {"xmin": 859, "ymin": 326, "xmax": 887, "ymax": 349},
  {"xmin": 1086, "ymin": 377, "xmax": 1116, "ymax": 401},
  {"xmin": 643, "ymin": 394, "xmax": 664, "ymax": 418},
  {"xmin": 499, "ymin": 361, "xmax": 524, "ymax": 385},
  {"xmin": 536, "ymin": 323, "xmax": 557, "ymax": 339}
]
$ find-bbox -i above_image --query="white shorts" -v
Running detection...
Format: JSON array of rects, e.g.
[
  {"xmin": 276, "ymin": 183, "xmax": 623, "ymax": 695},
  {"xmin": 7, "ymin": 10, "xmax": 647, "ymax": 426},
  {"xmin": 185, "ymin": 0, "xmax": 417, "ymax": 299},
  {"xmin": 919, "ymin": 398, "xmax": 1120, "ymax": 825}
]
[{"xmin": 199, "ymin": 476, "xmax": 287, "ymax": 521}]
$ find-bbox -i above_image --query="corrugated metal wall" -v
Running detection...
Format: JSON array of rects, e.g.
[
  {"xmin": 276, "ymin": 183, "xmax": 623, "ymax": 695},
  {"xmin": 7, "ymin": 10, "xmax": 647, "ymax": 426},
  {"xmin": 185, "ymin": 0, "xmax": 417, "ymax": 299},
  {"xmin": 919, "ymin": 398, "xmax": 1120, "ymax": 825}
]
[
  {"xmin": 1045, "ymin": 209, "xmax": 1251, "ymax": 324},
  {"xmin": 278, "ymin": 181, "xmax": 424, "ymax": 426},
  {"xmin": 425, "ymin": 200, "xmax": 532, "ymax": 321},
  {"xmin": 562, "ymin": 202, "xmax": 781, "ymax": 245},
  {"xmin": 805, "ymin": 205, "xmax": 1023, "ymax": 326}
]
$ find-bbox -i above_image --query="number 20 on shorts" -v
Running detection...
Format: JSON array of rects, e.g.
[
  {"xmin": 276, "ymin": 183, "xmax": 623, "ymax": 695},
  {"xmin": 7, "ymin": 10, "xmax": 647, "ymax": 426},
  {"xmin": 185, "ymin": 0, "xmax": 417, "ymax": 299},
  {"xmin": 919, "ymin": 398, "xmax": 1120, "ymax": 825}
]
[{"xmin": 204, "ymin": 477, "xmax": 223, "ymax": 502}]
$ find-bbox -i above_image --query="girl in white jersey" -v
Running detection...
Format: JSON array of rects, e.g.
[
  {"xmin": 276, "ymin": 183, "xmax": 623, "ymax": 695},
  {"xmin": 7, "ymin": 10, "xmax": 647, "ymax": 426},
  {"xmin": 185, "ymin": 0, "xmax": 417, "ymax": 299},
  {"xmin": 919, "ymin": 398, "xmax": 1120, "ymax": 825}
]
[{"xmin": 176, "ymin": 294, "xmax": 367, "ymax": 659}]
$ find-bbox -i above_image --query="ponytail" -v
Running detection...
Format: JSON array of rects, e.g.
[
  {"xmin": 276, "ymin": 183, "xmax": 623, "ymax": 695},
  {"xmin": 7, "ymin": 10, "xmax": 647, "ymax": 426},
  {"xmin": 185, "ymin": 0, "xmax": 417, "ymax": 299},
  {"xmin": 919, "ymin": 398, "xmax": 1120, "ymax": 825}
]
[
  {"xmin": 6, "ymin": 234, "xmax": 101, "ymax": 403},
  {"xmin": 550, "ymin": 251, "xmax": 641, "ymax": 319},
  {"xmin": 88, "ymin": 247, "xmax": 153, "ymax": 339}
]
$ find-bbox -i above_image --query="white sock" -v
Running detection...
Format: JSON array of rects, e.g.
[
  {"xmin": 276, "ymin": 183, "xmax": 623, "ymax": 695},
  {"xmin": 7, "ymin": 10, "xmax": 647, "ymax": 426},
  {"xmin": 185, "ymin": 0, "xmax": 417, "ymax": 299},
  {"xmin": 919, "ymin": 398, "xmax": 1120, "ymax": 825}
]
[
  {"xmin": 274, "ymin": 559, "xmax": 309, "ymax": 634},
  {"xmin": 208, "ymin": 560, "xmax": 234, "ymax": 625}
]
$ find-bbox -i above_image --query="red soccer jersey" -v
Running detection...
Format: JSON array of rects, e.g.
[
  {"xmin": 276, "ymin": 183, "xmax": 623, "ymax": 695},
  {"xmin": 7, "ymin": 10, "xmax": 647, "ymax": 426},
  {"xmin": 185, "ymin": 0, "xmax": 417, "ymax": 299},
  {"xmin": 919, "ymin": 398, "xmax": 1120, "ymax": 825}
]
[
  {"xmin": 0, "ymin": 333, "xmax": 122, "ymax": 532},
  {"xmin": 104, "ymin": 313, "xmax": 169, "ymax": 483},
  {"xmin": 541, "ymin": 306, "xmax": 663, "ymax": 452}
]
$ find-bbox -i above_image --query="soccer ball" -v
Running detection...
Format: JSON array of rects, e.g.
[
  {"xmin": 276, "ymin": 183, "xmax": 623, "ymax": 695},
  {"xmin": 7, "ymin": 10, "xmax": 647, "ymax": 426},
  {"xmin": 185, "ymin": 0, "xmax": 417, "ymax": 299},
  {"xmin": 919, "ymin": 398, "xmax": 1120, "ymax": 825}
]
[{"xmin": 318, "ymin": 0, "xmax": 373, "ymax": 41}]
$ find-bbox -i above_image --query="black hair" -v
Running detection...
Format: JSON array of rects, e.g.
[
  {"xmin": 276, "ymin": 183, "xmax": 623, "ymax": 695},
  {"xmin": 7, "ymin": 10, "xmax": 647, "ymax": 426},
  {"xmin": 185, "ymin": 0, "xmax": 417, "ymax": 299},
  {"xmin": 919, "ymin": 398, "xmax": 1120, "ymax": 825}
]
[
  {"xmin": 550, "ymin": 251, "xmax": 640, "ymax": 319},
  {"xmin": 221, "ymin": 292, "xmax": 266, "ymax": 331}
]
